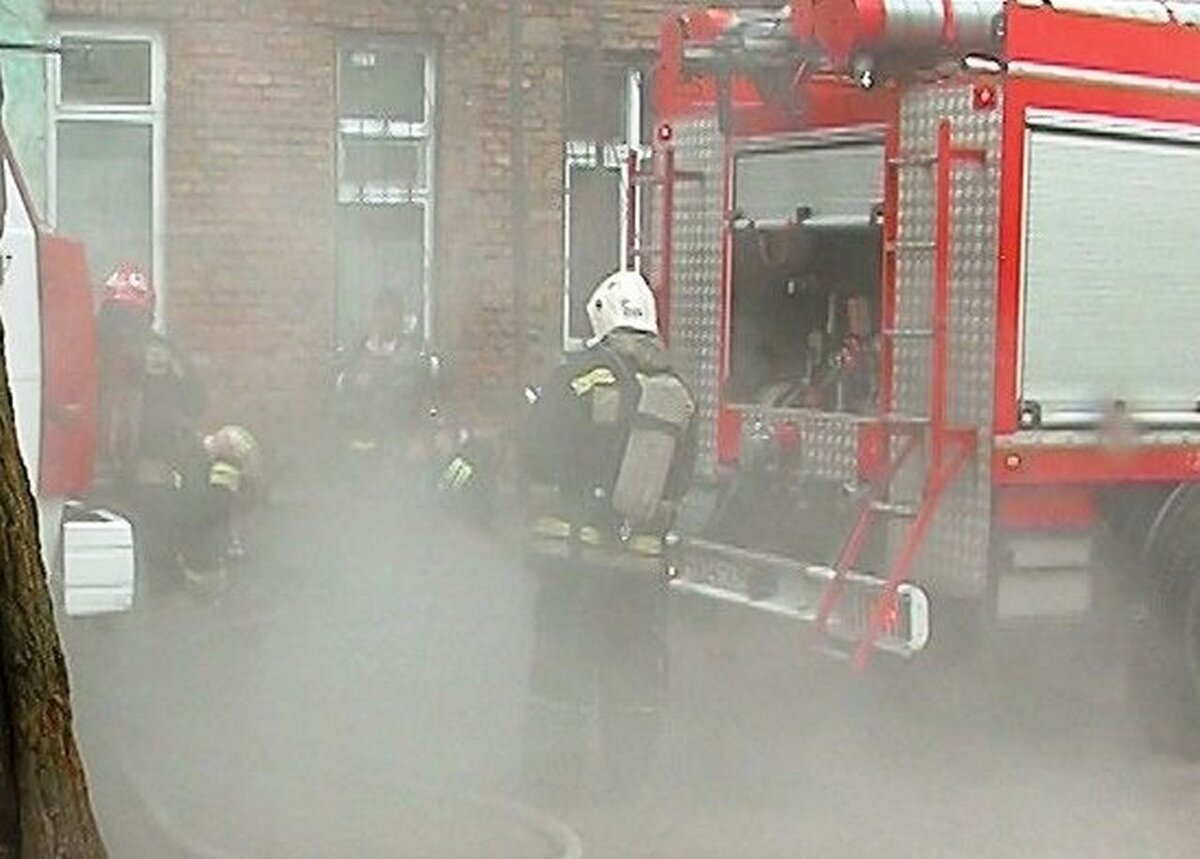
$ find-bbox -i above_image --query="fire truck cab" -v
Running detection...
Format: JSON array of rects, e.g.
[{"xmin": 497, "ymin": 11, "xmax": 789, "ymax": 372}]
[
  {"xmin": 652, "ymin": 0, "xmax": 1200, "ymax": 716},
  {"xmin": 0, "ymin": 133, "xmax": 135, "ymax": 617}
]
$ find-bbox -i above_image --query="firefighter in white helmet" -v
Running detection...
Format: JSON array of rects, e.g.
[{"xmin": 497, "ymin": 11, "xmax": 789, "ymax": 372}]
[{"xmin": 520, "ymin": 269, "xmax": 698, "ymax": 800}]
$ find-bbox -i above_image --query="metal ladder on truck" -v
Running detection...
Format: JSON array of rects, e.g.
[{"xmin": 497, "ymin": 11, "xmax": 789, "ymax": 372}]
[
  {"xmin": 809, "ymin": 119, "xmax": 985, "ymax": 668},
  {"xmin": 670, "ymin": 120, "xmax": 985, "ymax": 669}
]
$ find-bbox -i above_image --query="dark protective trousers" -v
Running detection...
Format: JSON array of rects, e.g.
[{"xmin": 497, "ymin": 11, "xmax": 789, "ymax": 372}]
[
  {"xmin": 522, "ymin": 558, "xmax": 668, "ymax": 799},
  {"xmin": 126, "ymin": 446, "xmax": 234, "ymax": 585}
]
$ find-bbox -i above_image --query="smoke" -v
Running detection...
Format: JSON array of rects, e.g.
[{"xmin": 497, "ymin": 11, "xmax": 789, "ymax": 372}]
[
  {"xmin": 55, "ymin": 461, "xmax": 1197, "ymax": 858},
  {"xmin": 41, "ymin": 6, "xmax": 1200, "ymax": 859}
]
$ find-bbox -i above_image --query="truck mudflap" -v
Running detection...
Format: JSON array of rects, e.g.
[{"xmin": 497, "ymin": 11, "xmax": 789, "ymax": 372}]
[{"xmin": 668, "ymin": 536, "xmax": 931, "ymax": 659}]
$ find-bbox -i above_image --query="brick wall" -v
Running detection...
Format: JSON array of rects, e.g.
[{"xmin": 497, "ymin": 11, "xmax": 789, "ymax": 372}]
[{"xmin": 48, "ymin": 0, "xmax": 684, "ymax": 451}]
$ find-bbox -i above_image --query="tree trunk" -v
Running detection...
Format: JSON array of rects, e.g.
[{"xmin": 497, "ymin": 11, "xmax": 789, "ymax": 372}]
[{"xmin": 0, "ymin": 319, "xmax": 106, "ymax": 857}]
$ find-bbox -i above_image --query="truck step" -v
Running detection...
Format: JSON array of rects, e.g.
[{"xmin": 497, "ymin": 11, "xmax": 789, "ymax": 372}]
[
  {"xmin": 882, "ymin": 327, "xmax": 935, "ymax": 338},
  {"xmin": 888, "ymin": 154, "xmax": 937, "ymax": 167},
  {"xmin": 885, "ymin": 241, "xmax": 937, "ymax": 254},
  {"xmin": 869, "ymin": 501, "xmax": 919, "ymax": 518},
  {"xmin": 878, "ymin": 413, "xmax": 931, "ymax": 426},
  {"xmin": 672, "ymin": 539, "xmax": 931, "ymax": 657}
]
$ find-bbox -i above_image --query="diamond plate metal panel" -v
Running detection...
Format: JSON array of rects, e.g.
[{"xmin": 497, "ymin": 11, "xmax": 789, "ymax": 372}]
[
  {"xmin": 890, "ymin": 84, "xmax": 1001, "ymax": 599},
  {"xmin": 739, "ymin": 408, "xmax": 863, "ymax": 483},
  {"xmin": 667, "ymin": 118, "xmax": 724, "ymax": 477}
]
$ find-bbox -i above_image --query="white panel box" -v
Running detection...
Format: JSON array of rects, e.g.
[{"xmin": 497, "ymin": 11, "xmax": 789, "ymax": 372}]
[{"xmin": 63, "ymin": 508, "xmax": 135, "ymax": 617}]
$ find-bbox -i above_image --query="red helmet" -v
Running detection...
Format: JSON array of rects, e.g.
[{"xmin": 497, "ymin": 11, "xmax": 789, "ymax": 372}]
[{"xmin": 102, "ymin": 263, "xmax": 155, "ymax": 316}]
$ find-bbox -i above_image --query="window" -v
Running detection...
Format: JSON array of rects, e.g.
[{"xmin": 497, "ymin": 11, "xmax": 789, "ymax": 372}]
[
  {"xmin": 336, "ymin": 39, "xmax": 436, "ymax": 347},
  {"xmin": 562, "ymin": 52, "xmax": 650, "ymax": 350},
  {"xmin": 50, "ymin": 27, "xmax": 164, "ymax": 317},
  {"xmin": 60, "ymin": 37, "xmax": 152, "ymax": 106}
]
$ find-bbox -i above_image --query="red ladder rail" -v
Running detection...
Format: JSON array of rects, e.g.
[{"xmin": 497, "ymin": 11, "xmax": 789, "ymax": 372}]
[
  {"xmin": 812, "ymin": 427, "xmax": 921, "ymax": 638},
  {"xmin": 813, "ymin": 119, "xmax": 986, "ymax": 668}
]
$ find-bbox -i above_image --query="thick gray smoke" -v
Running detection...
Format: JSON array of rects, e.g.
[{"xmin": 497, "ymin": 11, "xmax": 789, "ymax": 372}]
[{"xmin": 50, "ymin": 4, "xmax": 1200, "ymax": 857}]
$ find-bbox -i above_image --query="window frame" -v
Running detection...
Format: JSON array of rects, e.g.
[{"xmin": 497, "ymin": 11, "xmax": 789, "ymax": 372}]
[
  {"xmin": 561, "ymin": 64, "xmax": 646, "ymax": 353},
  {"xmin": 48, "ymin": 22, "xmax": 167, "ymax": 324},
  {"xmin": 335, "ymin": 35, "xmax": 437, "ymax": 346}
]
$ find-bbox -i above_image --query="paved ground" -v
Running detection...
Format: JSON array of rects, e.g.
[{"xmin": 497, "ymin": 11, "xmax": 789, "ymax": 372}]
[{"xmin": 57, "ymin": 481, "xmax": 1200, "ymax": 857}]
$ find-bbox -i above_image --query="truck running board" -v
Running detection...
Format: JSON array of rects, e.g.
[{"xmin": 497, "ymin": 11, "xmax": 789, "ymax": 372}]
[{"xmin": 669, "ymin": 538, "xmax": 931, "ymax": 660}]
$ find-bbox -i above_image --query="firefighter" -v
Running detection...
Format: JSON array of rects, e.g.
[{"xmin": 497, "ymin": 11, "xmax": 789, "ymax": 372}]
[
  {"xmin": 338, "ymin": 288, "xmax": 426, "ymax": 464},
  {"xmin": 97, "ymin": 263, "xmax": 206, "ymax": 492},
  {"xmin": 96, "ymin": 264, "xmax": 237, "ymax": 593},
  {"xmin": 520, "ymin": 270, "xmax": 698, "ymax": 800}
]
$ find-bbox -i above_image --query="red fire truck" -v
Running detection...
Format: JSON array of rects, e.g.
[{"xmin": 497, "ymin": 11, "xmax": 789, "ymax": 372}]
[
  {"xmin": 648, "ymin": 0, "xmax": 1200, "ymax": 715},
  {"xmin": 0, "ymin": 127, "xmax": 136, "ymax": 617}
]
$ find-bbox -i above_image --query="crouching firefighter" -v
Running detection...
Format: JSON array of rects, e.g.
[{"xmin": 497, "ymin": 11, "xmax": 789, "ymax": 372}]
[
  {"xmin": 520, "ymin": 270, "xmax": 697, "ymax": 799},
  {"xmin": 97, "ymin": 264, "xmax": 251, "ymax": 595}
]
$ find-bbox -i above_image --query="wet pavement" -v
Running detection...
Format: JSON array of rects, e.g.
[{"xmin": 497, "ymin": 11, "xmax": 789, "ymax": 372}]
[{"xmin": 58, "ymin": 482, "xmax": 1200, "ymax": 857}]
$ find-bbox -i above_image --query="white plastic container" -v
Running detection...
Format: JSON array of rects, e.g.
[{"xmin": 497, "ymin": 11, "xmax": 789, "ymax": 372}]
[{"xmin": 62, "ymin": 507, "xmax": 135, "ymax": 617}]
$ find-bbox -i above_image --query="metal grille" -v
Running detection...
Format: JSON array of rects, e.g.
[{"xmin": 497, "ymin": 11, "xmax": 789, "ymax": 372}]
[
  {"xmin": 890, "ymin": 84, "xmax": 1001, "ymax": 599},
  {"xmin": 667, "ymin": 118, "xmax": 724, "ymax": 477}
]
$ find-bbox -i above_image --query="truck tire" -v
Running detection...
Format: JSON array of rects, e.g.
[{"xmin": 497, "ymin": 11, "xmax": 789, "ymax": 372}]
[{"xmin": 1134, "ymin": 485, "xmax": 1200, "ymax": 755}]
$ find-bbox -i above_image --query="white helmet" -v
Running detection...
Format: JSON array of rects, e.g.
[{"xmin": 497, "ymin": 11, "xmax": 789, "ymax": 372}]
[{"xmin": 585, "ymin": 270, "xmax": 659, "ymax": 347}]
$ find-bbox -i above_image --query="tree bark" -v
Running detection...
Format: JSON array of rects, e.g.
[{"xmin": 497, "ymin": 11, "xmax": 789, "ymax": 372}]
[{"xmin": 0, "ymin": 318, "xmax": 106, "ymax": 857}]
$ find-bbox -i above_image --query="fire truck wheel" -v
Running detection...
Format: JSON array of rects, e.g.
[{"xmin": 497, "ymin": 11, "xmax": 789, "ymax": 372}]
[{"xmin": 1133, "ymin": 487, "xmax": 1200, "ymax": 757}]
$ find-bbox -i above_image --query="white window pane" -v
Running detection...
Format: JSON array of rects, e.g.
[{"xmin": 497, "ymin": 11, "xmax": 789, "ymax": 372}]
[
  {"xmin": 56, "ymin": 121, "xmax": 153, "ymax": 281},
  {"xmin": 336, "ymin": 203, "xmax": 425, "ymax": 345},
  {"xmin": 339, "ymin": 46, "xmax": 425, "ymax": 122},
  {"xmin": 61, "ymin": 37, "xmax": 152, "ymax": 106},
  {"xmin": 340, "ymin": 137, "xmax": 425, "ymax": 190}
]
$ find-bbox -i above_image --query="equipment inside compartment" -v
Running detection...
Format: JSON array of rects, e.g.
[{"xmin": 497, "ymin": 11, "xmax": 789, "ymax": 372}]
[{"xmin": 725, "ymin": 215, "xmax": 882, "ymax": 414}]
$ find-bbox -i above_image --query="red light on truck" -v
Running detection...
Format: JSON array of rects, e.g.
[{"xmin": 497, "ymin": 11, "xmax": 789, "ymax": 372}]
[
  {"xmin": 973, "ymin": 84, "xmax": 997, "ymax": 111},
  {"xmin": 1004, "ymin": 453, "xmax": 1022, "ymax": 471}
]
